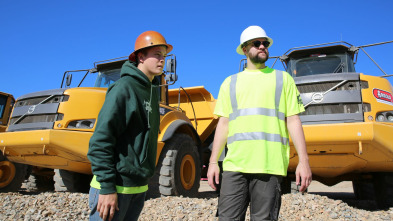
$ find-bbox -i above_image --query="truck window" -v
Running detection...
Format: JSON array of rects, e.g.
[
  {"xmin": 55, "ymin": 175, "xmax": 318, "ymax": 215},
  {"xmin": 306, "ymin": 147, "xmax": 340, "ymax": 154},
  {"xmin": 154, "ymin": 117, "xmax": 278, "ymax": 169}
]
[
  {"xmin": 287, "ymin": 53, "xmax": 355, "ymax": 77},
  {"xmin": 94, "ymin": 68, "xmax": 161, "ymax": 101},
  {"xmin": 0, "ymin": 95, "xmax": 7, "ymax": 119},
  {"xmin": 94, "ymin": 68, "xmax": 121, "ymax": 88}
]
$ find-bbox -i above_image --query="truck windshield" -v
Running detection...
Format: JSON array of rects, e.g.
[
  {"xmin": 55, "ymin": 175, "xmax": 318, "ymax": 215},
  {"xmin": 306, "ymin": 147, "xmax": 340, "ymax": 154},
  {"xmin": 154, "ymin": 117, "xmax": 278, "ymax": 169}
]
[
  {"xmin": 287, "ymin": 53, "xmax": 355, "ymax": 77},
  {"xmin": 0, "ymin": 95, "xmax": 7, "ymax": 119},
  {"xmin": 94, "ymin": 68, "xmax": 121, "ymax": 88}
]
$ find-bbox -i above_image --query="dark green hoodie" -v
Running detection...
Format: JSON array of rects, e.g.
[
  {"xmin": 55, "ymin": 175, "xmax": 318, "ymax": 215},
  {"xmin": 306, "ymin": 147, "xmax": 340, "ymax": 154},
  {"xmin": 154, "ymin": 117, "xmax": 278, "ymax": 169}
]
[{"xmin": 87, "ymin": 61, "xmax": 160, "ymax": 194}]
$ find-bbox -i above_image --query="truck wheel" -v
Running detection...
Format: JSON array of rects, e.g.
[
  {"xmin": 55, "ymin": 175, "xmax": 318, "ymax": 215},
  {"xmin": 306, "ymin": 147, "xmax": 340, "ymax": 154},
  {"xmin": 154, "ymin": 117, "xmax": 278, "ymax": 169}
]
[
  {"xmin": 0, "ymin": 155, "xmax": 30, "ymax": 192},
  {"xmin": 54, "ymin": 169, "xmax": 92, "ymax": 193},
  {"xmin": 159, "ymin": 134, "xmax": 201, "ymax": 197},
  {"xmin": 146, "ymin": 165, "xmax": 161, "ymax": 199},
  {"xmin": 25, "ymin": 174, "xmax": 55, "ymax": 192},
  {"xmin": 352, "ymin": 180, "xmax": 375, "ymax": 200},
  {"xmin": 373, "ymin": 173, "xmax": 393, "ymax": 209},
  {"xmin": 280, "ymin": 175, "xmax": 303, "ymax": 194}
]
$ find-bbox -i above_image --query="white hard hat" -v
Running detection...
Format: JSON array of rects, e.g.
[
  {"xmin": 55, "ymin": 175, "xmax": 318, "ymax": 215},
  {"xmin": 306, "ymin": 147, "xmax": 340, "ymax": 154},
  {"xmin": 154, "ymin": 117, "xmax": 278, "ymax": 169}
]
[{"xmin": 236, "ymin": 25, "xmax": 273, "ymax": 55}]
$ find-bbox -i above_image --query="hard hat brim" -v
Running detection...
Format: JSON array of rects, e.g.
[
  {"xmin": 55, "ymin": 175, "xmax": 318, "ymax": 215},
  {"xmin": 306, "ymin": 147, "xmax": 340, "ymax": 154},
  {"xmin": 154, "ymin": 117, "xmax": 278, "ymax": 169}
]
[
  {"xmin": 129, "ymin": 43, "xmax": 173, "ymax": 62},
  {"xmin": 236, "ymin": 37, "xmax": 273, "ymax": 55}
]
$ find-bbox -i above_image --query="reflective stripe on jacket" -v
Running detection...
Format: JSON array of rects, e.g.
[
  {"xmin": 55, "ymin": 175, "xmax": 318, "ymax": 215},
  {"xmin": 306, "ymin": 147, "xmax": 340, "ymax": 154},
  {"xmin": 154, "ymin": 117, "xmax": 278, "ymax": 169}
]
[{"xmin": 227, "ymin": 70, "xmax": 288, "ymax": 146}]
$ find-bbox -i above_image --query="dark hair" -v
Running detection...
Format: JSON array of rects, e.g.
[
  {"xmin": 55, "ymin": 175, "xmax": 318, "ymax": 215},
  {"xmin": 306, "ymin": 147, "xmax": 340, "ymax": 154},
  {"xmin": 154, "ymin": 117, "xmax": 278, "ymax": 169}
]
[
  {"xmin": 241, "ymin": 41, "xmax": 249, "ymax": 49},
  {"xmin": 135, "ymin": 49, "xmax": 148, "ymax": 65}
]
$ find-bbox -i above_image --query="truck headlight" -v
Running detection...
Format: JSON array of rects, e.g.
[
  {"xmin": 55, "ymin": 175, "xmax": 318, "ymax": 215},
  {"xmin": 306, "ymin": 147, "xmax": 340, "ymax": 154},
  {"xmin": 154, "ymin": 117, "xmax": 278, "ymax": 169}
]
[
  {"xmin": 376, "ymin": 111, "xmax": 393, "ymax": 122},
  {"xmin": 67, "ymin": 119, "xmax": 96, "ymax": 129},
  {"xmin": 377, "ymin": 114, "xmax": 385, "ymax": 122}
]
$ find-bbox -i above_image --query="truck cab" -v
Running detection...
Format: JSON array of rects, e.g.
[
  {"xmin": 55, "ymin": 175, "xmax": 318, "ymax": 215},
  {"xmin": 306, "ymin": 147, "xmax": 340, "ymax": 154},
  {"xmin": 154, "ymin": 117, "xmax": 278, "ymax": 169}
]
[
  {"xmin": 283, "ymin": 44, "xmax": 367, "ymax": 125},
  {"xmin": 279, "ymin": 41, "xmax": 393, "ymax": 208}
]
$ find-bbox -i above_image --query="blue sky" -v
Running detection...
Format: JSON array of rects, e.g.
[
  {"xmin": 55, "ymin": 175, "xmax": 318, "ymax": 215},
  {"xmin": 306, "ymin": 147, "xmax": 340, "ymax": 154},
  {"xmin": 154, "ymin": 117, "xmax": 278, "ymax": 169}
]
[{"xmin": 1, "ymin": 0, "xmax": 393, "ymax": 99}]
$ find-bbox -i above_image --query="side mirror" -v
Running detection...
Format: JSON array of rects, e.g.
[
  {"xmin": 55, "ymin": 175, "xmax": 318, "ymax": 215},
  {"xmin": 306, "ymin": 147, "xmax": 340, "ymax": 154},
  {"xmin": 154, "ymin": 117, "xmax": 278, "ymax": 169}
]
[
  {"xmin": 162, "ymin": 55, "xmax": 177, "ymax": 86},
  {"xmin": 165, "ymin": 73, "xmax": 178, "ymax": 83},
  {"xmin": 66, "ymin": 73, "xmax": 73, "ymax": 87},
  {"xmin": 166, "ymin": 57, "xmax": 176, "ymax": 73}
]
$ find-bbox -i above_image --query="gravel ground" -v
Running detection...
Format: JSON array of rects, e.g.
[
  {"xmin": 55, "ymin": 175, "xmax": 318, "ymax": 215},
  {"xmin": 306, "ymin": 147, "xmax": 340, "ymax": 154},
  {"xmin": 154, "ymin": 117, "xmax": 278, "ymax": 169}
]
[{"xmin": 1, "ymin": 181, "xmax": 393, "ymax": 220}]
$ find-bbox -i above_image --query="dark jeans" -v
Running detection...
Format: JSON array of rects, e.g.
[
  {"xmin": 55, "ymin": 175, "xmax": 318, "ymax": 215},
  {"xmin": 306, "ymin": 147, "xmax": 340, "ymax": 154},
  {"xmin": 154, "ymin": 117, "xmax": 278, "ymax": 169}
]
[
  {"xmin": 218, "ymin": 171, "xmax": 282, "ymax": 221},
  {"xmin": 89, "ymin": 187, "xmax": 146, "ymax": 221}
]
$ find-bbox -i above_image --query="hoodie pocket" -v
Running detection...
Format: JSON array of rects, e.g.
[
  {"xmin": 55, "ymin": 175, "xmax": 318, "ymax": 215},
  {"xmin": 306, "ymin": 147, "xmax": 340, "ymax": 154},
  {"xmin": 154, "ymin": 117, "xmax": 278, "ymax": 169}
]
[{"xmin": 116, "ymin": 129, "xmax": 152, "ymax": 178}]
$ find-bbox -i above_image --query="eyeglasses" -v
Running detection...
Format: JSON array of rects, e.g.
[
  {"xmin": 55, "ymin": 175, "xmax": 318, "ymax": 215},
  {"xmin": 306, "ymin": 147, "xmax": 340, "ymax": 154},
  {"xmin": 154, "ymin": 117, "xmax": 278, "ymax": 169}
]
[{"xmin": 249, "ymin": 40, "xmax": 270, "ymax": 48}]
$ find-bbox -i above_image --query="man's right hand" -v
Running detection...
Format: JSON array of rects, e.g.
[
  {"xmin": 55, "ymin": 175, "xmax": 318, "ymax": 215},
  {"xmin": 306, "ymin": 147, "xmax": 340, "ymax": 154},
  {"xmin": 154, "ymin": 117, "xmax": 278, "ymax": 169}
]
[
  {"xmin": 97, "ymin": 193, "xmax": 119, "ymax": 221},
  {"xmin": 207, "ymin": 163, "xmax": 220, "ymax": 190}
]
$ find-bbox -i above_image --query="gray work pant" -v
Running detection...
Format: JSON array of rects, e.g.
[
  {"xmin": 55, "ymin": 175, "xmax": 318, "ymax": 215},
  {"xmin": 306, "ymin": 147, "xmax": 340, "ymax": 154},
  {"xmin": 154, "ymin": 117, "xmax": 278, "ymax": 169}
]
[{"xmin": 218, "ymin": 171, "xmax": 282, "ymax": 221}]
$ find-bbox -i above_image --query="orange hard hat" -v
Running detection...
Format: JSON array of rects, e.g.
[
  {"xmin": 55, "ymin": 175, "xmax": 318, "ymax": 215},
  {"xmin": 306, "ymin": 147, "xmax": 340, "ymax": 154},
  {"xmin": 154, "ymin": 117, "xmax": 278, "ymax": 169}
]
[{"xmin": 129, "ymin": 31, "xmax": 173, "ymax": 62}]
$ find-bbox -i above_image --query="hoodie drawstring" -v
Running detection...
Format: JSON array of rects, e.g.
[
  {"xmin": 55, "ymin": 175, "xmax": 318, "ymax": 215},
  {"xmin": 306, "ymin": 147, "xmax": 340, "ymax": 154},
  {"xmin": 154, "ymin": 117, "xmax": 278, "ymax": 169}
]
[{"xmin": 147, "ymin": 85, "xmax": 153, "ymax": 128}]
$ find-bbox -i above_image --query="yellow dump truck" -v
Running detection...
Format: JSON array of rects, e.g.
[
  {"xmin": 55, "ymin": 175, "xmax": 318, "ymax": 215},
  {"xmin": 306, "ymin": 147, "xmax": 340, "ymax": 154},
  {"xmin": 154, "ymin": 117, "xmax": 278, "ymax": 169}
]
[
  {"xmin": 274, "ymin": 41, "xmax": 393, "ymax": 208},
  {"xmin": 0, "ymin": 92, "xmax": 31, "ymax": 192},
  {"xmin": 0, "ymin": 56, "xmax": 218, "ymax": 196}
]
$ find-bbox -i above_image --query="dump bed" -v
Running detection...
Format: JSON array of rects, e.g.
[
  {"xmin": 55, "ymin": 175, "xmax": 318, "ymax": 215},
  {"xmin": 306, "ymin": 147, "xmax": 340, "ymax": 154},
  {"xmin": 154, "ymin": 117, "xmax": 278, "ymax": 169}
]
[{"xmin": 167, "ymin": 86, "xmax": 218, "ymax": 143}]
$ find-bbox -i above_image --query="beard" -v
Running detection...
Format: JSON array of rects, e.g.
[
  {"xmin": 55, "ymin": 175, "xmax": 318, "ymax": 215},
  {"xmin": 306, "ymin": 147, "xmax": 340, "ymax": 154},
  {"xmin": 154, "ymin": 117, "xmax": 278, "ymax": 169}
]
[{"xmin": 249, "ymin": 51, "xmax": 269, "ymax": 65}]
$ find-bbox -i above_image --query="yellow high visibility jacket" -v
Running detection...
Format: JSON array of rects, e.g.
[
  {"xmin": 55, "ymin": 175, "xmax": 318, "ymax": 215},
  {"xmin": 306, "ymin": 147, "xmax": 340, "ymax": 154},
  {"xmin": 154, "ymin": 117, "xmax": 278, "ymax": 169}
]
[{"xmin": 214, "ymin": 67, "xmax": 304, "ymax": 175}]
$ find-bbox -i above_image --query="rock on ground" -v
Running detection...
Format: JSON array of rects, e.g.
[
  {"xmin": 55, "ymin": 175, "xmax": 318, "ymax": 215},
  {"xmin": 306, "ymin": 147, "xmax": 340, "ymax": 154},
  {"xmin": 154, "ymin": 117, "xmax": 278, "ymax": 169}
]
[{"xmin": 1, "ymin": 191, "xmax": 393, "ymax": 220}]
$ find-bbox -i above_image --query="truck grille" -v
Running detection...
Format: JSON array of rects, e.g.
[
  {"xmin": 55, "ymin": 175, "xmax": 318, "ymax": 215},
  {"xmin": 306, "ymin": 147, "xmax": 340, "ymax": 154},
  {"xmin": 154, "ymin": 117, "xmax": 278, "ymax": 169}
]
[
  {"xmin": 297, "ymin": 80, "xmax": 368, "ymax": 93},
  {"xmin": 15, "ymin": 95, "xmax": 68, "ymax": 107},
  {"xmin": 8, "ymin": 89, "xmax": 66, "ymax": 132},
  {"xmin": 301, "ymin": 103, "xmax": 360, "ymax": 115},
  {"xmin": 9, "ymin": 114, "xmax": 63, "ymax": 125},
  {"xmin": 295, "ymin": 73, "xmax": 365, "ymax": 124}
]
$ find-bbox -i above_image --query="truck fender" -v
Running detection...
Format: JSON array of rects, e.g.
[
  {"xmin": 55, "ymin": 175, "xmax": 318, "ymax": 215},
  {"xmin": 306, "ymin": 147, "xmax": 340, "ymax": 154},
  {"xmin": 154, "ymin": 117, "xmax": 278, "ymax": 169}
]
[{"xmin": 161, "ymin": 119, "xmax": 201, "ymax": 146}]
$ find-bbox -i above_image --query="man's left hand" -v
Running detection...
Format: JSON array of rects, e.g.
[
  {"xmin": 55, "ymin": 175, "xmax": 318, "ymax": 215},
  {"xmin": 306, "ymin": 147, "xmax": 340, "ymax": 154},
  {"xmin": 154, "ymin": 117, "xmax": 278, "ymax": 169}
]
[{"xmin": 295, "ymin": 161, "xmax": 312, "ymax": 192}]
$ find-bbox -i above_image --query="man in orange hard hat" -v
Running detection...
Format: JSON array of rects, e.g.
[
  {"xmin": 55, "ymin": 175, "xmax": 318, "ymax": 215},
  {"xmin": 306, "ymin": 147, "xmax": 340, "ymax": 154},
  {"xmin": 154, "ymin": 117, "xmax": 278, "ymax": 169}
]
[{"xmin": 87, "ymin": 31, "xmax": 172, "ymax": 221}]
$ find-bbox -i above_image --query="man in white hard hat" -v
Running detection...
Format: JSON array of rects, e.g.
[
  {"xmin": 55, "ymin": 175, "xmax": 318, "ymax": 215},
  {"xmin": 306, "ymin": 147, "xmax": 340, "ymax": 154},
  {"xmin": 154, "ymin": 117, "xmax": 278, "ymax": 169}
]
[{"xmin": 207, "ymin": 25, "xmax": 312, "ymax": 220}]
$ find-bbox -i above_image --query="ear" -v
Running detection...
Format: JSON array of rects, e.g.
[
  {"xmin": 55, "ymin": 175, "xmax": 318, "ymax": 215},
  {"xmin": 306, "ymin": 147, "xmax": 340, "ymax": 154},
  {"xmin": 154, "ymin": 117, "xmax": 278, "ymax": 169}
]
[
  {"xmin": 138, "ymin": 53, "xmax": 144, "ymax": 64},
  {"xmin": 242, "ymin": 46, "xmax": 248, "ymax": 55}
]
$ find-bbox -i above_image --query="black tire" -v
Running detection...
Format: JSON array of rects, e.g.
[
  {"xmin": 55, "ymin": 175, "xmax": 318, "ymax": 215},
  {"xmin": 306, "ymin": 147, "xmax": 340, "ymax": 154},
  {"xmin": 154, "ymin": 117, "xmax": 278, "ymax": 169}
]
[
  {"xmin": 159, "ymin": 134, "xmax": 201, "ymax": 197},
  {"xmin": 281, "ymin": 175, "xmax": 303, "ymax": 194},
  {"xmin": 25, "ymin": 174, "xmax": 55, "ymax": 192},
  {"xmin": 373, "ymin": 173, "xmax": 393, "ymax": 209},
  {"xmin": 54, "ymin": 169, "xmax": 92, "ymax": 193},
  {"xmin": 0, "ymin": 155, "xmax": 30, "ymax": 192},
  {"xmin": 352, "ymin": 180, "xmax": 375, "ymax": 200},
  {"xmin": 147, "ymin": 155, "xmax": 163, "ymax": 199}
]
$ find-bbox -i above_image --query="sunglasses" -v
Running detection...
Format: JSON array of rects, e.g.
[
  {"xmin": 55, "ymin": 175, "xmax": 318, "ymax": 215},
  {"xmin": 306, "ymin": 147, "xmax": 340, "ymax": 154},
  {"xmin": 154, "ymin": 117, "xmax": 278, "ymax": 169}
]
[{"xmin": 249, "ymin": 40, "xmax": 270, "ymax": 48}]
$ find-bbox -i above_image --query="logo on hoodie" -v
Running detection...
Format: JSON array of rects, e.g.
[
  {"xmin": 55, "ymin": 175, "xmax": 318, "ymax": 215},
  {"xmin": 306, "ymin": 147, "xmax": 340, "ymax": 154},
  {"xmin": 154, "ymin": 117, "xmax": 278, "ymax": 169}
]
[{"xmin": 144, "ymin": 100, "xmax": 152, "ymax": 113}]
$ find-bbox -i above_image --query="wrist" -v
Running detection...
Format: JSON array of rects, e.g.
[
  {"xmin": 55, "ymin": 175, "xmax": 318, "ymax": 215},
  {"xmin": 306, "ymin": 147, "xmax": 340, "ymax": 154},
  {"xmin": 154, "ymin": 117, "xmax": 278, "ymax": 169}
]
[
  {"xmin": 298, "ymin": 158, "xmax": 309, "ymax": 164},
  {"xmin": 298, "ymin": 154, "xmax": 309, "ymax": 162}
]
